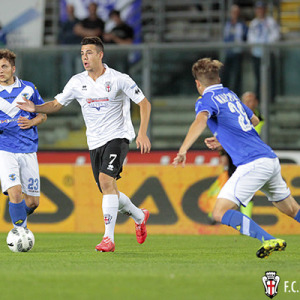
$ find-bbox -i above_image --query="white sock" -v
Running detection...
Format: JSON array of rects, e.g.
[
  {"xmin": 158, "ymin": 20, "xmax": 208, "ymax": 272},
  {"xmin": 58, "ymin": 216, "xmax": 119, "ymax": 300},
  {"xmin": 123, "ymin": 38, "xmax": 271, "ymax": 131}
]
[
  {"xmin": 102, "ymin": 194, "xmax": 119, "ymax": 242},
  {"xmin": 118, "ymin": 192, "xmax": 144, "ymax": 224}
]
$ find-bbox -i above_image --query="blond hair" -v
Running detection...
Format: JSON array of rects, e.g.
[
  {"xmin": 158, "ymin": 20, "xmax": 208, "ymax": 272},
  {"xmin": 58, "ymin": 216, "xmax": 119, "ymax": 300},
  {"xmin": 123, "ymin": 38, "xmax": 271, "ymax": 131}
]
[{"xmin": 192, "ymin": 58, "xmax": 223, "ymax": 86}]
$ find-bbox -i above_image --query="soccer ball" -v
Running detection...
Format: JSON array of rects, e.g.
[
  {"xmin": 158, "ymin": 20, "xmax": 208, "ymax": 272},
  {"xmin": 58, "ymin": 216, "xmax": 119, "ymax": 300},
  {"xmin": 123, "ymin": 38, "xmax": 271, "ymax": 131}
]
[{"xmin": 6, "ymin": 227, "xmax": 35, "ymax": 252}]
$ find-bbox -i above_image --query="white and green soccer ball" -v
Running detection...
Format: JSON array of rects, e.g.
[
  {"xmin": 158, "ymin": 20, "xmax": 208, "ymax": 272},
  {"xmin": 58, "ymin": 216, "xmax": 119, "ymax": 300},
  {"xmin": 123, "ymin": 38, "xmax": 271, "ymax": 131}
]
[{"xmin": 6, "ymin": 227, "xmax": 35, "ymax": 252}]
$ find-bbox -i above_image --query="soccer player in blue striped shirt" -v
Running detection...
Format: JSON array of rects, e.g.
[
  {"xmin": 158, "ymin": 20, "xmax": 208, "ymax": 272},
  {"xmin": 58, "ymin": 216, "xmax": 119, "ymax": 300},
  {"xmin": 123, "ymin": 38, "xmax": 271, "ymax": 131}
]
[{"xmin": 0, "ymin": 49, "xmax": 46, "ymax": 228}]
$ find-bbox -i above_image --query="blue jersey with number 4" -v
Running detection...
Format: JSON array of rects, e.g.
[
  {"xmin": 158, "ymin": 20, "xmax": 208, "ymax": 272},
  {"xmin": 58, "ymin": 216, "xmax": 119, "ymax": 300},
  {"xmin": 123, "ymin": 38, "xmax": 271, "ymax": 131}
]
[
  {"xmin": 195, "ymin": 84, "xmax": 276, "ymax": 166},
  {"xmin": 0, "ymin": 77, "xmax": 44, "ymax": 153}
]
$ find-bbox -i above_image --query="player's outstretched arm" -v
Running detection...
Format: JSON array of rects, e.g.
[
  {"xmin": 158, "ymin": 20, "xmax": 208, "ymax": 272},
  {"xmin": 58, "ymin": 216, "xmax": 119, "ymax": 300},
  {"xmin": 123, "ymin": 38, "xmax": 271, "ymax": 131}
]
[
  {"xmin": 136, "ymin": 97, "xmax": 151, "ymax": 154},
  {"xmin": 17, "ymin": 98, "xmax": 63, "ymax": 114},
  {"xmin": 18, "ymin": 113, "xmax": 47, "ymax": 129},
  {"xmin": 173, "ymin": 111, "xmax": 208, "ymax": 167}
]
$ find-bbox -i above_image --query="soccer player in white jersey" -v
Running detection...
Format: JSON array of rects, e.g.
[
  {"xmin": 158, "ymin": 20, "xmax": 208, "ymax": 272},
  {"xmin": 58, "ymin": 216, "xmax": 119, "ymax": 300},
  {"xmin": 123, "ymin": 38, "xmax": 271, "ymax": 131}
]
[
  {"xmin": 17, "ymin": 37, "xmax": 151, "ymax": 252},
  {"xmin": 0, "ymin": 49, "xmax": 47, "ymax": 228},
  {"xmin": 173, "ymin": 58, "xmax": 300, "ymax": 258}
]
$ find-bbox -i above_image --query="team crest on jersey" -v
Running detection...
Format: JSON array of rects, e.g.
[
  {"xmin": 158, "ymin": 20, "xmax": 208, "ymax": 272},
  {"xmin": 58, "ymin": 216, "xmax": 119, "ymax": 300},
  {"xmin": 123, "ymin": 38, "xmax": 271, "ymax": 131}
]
[
  {"xmin": 105, "ymin": 81, "xmax": 112, "ymax": 92},
  {"xmin": 9, "ymin": 174, "xmax": 16, "ymax": 181},
  {"xmin": 22, "ymin": 93, "xmax": 29, "ymax": 100}
]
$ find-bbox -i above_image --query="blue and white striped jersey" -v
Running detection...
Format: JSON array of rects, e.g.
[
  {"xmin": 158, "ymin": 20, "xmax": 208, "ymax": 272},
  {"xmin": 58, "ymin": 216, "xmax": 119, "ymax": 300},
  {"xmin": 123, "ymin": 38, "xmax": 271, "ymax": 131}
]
[
  {"xmin": 195, "ymin": 84, "xmax": 276, "ymax": 166},
  {"xmin": 0, "ymin": 77, "xmax": 44, "ymax": 153}
]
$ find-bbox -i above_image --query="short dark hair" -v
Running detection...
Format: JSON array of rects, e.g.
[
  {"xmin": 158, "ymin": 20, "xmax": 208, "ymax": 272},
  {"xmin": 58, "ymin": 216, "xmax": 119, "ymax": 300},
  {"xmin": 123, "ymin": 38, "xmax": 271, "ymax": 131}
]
[
  {"xmin": 81, "ymin": 36, "xmax": 104, "ymax": 52},
  {"xmin": 0, "ymin": 49, "xmax": 16, "ymax": 66},
  {"xmin": 109, "ymin": 10, "xmax": 120, "ymax": 18}
]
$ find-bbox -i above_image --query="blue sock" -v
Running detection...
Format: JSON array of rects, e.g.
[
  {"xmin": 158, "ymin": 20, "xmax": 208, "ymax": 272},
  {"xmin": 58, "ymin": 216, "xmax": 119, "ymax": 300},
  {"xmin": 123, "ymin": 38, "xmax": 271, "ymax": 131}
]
[
  {"xmin": 221, "ymin": 209, "xmax": 275, "ymax": 242},
  {"xmin": 294, "ymin": 210, "xmax": 300, "ymax": 222},
  {"xmin": 9, "ymin": 201, "xmax": 27, "ymax": 227}
]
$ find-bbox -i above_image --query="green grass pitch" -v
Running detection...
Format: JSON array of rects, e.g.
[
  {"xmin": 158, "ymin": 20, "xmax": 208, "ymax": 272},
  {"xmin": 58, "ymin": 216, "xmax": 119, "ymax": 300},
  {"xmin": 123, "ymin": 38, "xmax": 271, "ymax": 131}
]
[{"xmin": 0, "ymin": 233, "xmax": 299, "ymax": 300}]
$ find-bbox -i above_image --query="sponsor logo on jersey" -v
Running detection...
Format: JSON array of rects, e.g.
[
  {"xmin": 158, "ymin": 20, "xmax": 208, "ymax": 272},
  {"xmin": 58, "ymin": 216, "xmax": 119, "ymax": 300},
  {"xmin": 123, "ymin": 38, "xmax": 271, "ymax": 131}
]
[
  {"xmin": 9, "ymin": 174, "xmax": 16, "ymax": 181},
  {"xmin": 86, "ymin": 98, "xmax": 109, "ymax": 103},
  {"xmin": 0, "ymin": 118, "xmax": 18, "ymax": 124},
  {"xmin": 86, "ymin": 98, "xmax": 109, "ymax": 111},
  {"xmin": 82, "ymin": 85, "xmax": 87, "ymax": 90},
  {"xmin": 105, "ymin": 81, "xmax": 111, "ymax": 92},
  {"xmin": 135, "ymin": 88, "xmax": 141, "ymax": 94}
]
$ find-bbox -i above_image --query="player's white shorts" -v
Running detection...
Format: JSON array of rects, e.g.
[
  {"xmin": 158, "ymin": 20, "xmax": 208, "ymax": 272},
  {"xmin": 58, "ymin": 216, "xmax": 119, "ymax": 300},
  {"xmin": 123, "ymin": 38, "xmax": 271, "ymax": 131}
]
[
  {"xmin": 218, "ymin": 157, "xmax": 290, "ymax": 207},
  {"xmin": 0, "ymin": 151, "xmax": 40, "ymax": 196}
]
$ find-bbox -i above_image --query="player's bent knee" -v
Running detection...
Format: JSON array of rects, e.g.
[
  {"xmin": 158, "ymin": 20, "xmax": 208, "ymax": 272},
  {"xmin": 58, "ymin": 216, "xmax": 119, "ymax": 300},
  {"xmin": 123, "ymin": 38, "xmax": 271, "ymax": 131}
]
[
  {"xmin": 99, "ymin": 174, "xmax": 114, "ymax": 194},
  {"xmin": 7, "ymin": 185, "xmax": 23, "ymax": 203},
  {"xmin": 28, "ymin": 202, "xmax": 39, "ymax": 209},
  {"xmin": 273, "ymin": 195, "xmax": 300, "ymax": 218},
  {"xmin": 99, "ymin": 180, "xmax": 114, "ymax": 192},
  {"xmin": 25, "ymin": 196, "xmax": 39, "ymax": 209},
  {"xmin": 212, "ymin": 209, "xmax": 225, "ymax": 223},
  {"xmin": 288, "ymin": 206, "xmax": 300, "ymax": 218}
]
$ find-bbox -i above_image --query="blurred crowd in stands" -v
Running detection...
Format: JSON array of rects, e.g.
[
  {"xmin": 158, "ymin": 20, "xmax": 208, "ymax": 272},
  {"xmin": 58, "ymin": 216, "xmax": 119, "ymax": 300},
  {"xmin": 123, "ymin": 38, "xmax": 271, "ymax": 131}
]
[
  {"xmin": 57, "ymin": 1, "xmax": 280, "ymax": 101},
  {"xmin": 58, "ymin": 2, "xmax": 134, "ymax": 46},
  {"xmin": 222, "ymin": 1, "xmax": 280, "ymax": 100}
]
